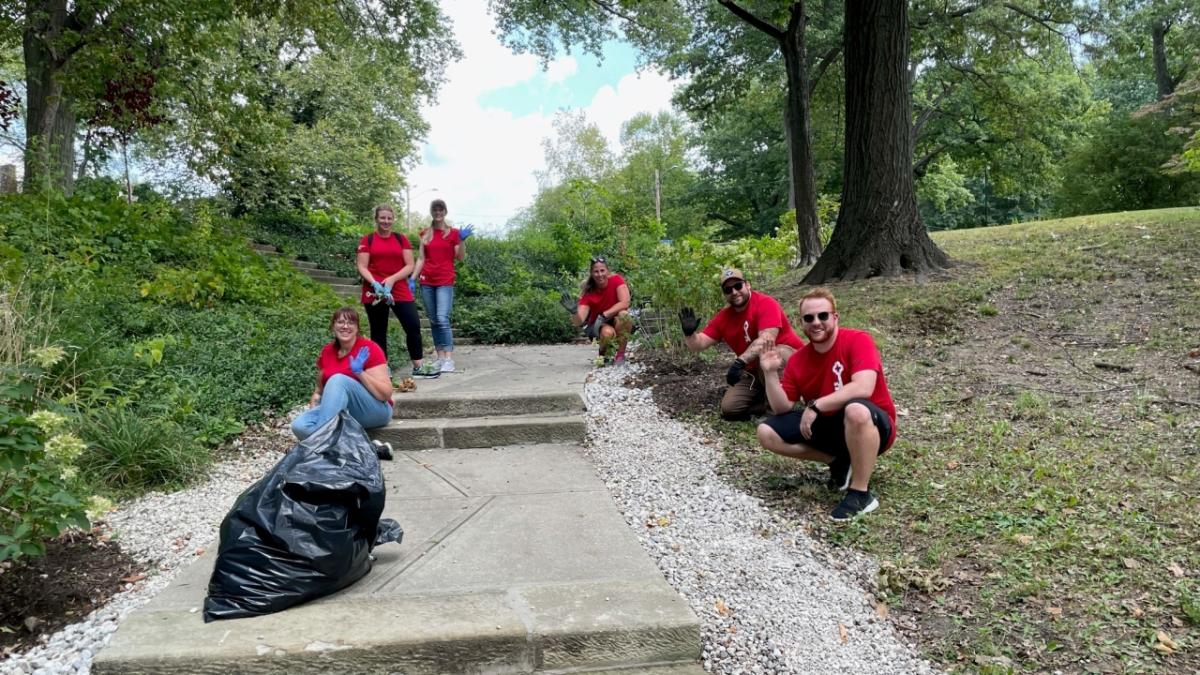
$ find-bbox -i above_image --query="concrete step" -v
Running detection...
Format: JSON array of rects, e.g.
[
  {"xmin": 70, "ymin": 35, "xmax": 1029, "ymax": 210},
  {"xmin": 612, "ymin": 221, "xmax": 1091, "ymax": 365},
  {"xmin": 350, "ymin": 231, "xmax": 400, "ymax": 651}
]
[
  {"xmin": 289, "ymin": 259, "xmax": 320, "ymax": 270},
  {"xmin": 329, "ymin": 283, "xmax": 361, "ymax": 296},
  {"xmin": 249, "ymin": 243, "xmax": 278, "ymax": 253},
  {"xmin": 94, "ymin": 441, "xmax": 701, "ymax": 674},
  {"xmin": 369, "ymin": 413, "xmax": 586, "ymax": 450},
  {"xmin": 392, "ymin": 391, "xmax": 583, "ymax": 419},
  {"xmin": 296, "ymin": 266, "xmax": 344, "ymax": 280}
]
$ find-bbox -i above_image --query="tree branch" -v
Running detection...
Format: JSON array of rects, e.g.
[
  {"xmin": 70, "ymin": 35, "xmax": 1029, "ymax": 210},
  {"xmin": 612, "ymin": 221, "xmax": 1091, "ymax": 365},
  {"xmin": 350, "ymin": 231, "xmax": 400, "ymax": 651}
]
[
  {"xmin": 1003, "ymin": 3, "xmax": 1069, "ymax": 38},
  {"xmin": 808, "ymin": 45, "xmax": 841, "ymax": 96},
  {"xmin": 913, "ymin": 143, "xmax": 950, "ymax": 178},
  {"xmin": 707, "ymin": 211, "xmax": 750, "ymax": 231},
  {"xmin": 718, "ymin": 0, "xmax": 784, "ymax": 40}
]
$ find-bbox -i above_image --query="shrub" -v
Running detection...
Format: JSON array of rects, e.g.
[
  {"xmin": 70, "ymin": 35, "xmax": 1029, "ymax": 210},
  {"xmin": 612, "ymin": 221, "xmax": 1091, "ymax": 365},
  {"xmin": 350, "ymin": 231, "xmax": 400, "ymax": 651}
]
[
  {"xmin": 457, "ymin": 289, "xmax": 578, "ymax": 344},
  {"xmin": 0, "ymin": 363, "xmax": 89, "ymax": 562},
  {"xmin": 78, "ymin": 405, "xmax": 209, "ymax": 495}
]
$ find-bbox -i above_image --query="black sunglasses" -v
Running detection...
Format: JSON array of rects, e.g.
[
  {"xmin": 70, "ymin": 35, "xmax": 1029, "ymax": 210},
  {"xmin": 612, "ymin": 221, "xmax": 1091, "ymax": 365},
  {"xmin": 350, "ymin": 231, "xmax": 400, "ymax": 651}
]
[
  {"xmin": 721, "ymin": 281, "xmax": 745, "ymax": 294},
  {"xmin": 590, "ymin": 257, "xmax": 607, "ymax": 264},
  {"xmin": 802, "ymin": 311, "xmax": 831, "ymax": 323}
]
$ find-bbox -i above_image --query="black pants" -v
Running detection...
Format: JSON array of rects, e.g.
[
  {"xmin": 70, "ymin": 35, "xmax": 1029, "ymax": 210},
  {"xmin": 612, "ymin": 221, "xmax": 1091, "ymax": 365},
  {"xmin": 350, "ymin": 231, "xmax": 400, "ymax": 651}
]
[{"xmin": 364, "ymin": 301, "xmax": 423, "ymax": 362}]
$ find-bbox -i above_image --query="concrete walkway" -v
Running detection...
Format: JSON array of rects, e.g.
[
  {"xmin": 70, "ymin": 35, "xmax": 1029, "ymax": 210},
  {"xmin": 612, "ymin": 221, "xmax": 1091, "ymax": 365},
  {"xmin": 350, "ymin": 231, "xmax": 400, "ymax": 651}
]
[{"xmin": 94, "ymin": 345, "xmax": 702, "ymax": 674}]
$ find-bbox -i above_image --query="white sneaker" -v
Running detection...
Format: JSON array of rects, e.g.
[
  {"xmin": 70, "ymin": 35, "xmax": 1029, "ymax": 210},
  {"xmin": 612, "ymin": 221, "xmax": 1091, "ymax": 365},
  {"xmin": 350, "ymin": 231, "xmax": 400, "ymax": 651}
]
[{"xmin": 440, "ymin": 358, "xmax": 455, "ymax": 373}]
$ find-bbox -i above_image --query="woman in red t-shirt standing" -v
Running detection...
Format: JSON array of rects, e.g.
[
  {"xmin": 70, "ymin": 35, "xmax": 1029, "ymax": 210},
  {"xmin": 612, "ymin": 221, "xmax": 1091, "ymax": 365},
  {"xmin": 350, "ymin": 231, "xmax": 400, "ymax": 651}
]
[
  {"xmin": 558, "ymin": 257, "xmax": 632, "ymax": 365},
  {"xmin": 291, "ymin": 307, "xmax": 394, "ymax": 440},
  {"xmin": 356, "ymin": 204, "xmax": 438, "ymax": 379},
  {"xmin": 412, "ymin": 198, "xmax": 473, "ymax": 373}
]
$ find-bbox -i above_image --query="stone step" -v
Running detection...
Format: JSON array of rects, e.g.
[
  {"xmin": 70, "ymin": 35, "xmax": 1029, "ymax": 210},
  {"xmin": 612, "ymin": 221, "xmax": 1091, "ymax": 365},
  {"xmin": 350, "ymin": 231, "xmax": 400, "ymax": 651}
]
[
  {"xmin": 302, "ymin": 270, "xmax": 349, "ymax": 284},
  {"xmin": 369, "ymin": 413, "xmax": 585, "ymax": 450},
  {"xmin": 329, "ymin": 283, "xmax": 361, "ymax": 297},
  {"xmin": 392, "ymin": 391, "xmax": 583, "ymax": 419},
  {"xmin": 289, "ymin": 259, "xmax": 321, "ymax": 270},
  {"xmin": 249, "ymin": 242, "xmax": 278, "ymax": 253}
]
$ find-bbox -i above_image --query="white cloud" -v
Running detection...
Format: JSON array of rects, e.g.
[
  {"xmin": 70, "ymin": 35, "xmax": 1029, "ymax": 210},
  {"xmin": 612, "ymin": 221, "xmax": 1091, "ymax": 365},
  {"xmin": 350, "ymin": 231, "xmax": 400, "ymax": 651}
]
[
  {"xmin": 406, "ymin": 0, "xmax": 678, "ymax": 232},
  {"xmin": 545, "ymin": 56, "xmax": 579, "ymax": 84}
]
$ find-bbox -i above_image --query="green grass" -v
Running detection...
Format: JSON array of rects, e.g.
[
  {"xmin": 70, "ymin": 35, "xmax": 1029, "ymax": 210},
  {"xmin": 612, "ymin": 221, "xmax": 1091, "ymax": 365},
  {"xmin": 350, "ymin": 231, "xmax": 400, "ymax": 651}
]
[{"xmin": 696, "ymin": 208, "xmax": 1200, "ymax": 672}]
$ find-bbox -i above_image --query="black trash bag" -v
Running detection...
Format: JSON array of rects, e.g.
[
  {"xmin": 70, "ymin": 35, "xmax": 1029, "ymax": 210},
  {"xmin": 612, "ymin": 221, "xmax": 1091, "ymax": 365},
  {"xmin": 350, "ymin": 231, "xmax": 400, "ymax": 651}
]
[{"xmin": 203, "ymin": 412, "xmax": 403, "ymax": 622}]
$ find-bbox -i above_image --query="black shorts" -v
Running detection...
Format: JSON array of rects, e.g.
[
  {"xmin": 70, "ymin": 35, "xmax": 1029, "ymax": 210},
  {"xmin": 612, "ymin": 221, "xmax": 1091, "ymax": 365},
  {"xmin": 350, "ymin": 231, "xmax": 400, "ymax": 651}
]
[{"xmin": 761, "ymin": 398, "xmax": 893, "ymax": 459}]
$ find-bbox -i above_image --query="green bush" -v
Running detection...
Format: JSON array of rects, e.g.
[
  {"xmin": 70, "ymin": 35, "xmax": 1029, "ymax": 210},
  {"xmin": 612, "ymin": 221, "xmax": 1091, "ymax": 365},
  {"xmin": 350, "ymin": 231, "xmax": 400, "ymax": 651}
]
[
  {"xmin": 0, "ymin": 364, "xmax": 89, "ymax": 562},
  {"xmin": 78, "ymin": 405, "xmax": 209, "ymax": 495},
  {"xmin": 457, "ymin": 289, "xmax": 578, "ymax": 344}
]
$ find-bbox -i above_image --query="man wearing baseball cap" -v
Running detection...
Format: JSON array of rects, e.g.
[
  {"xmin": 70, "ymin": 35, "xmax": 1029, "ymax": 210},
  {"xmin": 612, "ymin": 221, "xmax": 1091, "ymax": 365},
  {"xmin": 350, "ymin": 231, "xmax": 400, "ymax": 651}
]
[{"xmin": 678, "ymin": 268, "xmax": 805, "ymax": 420}]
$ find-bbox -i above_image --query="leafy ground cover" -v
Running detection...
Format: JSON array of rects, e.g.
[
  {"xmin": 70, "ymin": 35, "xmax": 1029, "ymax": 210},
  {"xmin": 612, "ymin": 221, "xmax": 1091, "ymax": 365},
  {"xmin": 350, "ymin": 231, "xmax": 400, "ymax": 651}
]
[{"xmin": 641, "ymin": 208, "xmax": 1200, "ymax": 673}]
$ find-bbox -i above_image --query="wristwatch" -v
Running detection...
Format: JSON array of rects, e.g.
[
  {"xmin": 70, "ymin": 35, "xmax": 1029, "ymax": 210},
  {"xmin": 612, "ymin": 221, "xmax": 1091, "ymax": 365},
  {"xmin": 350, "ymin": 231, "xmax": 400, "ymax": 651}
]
[{"xmin": 806, "ymin": 400, "xmax": 821, "ymax": 413}]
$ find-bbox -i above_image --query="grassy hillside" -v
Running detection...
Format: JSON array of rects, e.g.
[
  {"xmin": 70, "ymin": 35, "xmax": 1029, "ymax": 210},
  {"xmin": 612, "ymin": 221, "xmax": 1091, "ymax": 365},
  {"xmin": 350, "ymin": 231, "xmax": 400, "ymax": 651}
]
[{"xmin": 649, "ymin": 208, "xmax": 1200, "ymax": 673}]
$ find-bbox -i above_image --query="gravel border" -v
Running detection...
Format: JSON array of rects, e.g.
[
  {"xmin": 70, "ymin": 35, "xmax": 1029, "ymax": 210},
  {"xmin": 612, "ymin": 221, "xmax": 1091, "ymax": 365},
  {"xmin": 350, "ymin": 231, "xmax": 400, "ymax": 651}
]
[{"xmin": 582, "ymin": 361, "xmax": 941, "ymax": 674}]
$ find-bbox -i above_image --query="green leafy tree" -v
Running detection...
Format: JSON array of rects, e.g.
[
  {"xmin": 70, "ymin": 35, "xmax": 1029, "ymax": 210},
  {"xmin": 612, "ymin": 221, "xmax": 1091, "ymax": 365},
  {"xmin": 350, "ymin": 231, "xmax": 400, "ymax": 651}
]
[
  {"xmin": 489, "ymin": 0, "xmax": 842, "ymax": 265},
  {"xmin": 1055, "ymin": 106, "xmax": 1200, "ymax": 215}
]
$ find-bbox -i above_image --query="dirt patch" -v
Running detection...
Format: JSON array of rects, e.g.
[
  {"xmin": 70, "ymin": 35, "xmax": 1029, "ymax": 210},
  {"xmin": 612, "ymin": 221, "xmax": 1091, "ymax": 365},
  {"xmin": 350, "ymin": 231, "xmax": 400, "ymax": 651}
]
[
  {"xmin": 0, "ymin": 531, "xmax": 139, "ymax": 653},
  {"xmin": 632, "ymin": 352, "xmax": 728, "ymax": 418}
]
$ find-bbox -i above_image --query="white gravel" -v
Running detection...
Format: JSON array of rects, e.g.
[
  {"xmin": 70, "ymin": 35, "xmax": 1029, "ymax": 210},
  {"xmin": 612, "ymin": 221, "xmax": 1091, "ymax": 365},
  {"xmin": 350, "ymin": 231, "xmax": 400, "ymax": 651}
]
[
  {"xmin": 582, "ymin": 361, "xmax": 941, "ymax": 675},
  {"xmin": 3, "ymin": 360, "xmax": 940, "ymax": 675}
]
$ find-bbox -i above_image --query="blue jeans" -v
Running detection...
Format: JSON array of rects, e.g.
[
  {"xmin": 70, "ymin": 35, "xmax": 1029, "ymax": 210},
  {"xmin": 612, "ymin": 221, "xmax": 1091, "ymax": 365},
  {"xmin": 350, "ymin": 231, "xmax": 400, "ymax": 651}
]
[
  {"xmin": 420, "ymin": 284, "xmax": 455, "ymax": 351},
  {"xmin": 292, "ymin": 374, "xmax": 392, "ymax": 440}
]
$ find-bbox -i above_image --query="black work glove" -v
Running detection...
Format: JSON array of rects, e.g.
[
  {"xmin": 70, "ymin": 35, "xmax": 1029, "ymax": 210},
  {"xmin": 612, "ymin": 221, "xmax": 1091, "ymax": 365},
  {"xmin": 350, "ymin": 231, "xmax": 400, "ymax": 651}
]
[
  {"xmin": 726, "ymin": 357, "xmax": 747, "ymax": 386},
  {"xmin": 559, "ymin": 291, "xmax": 578, "ymax": 315},
  {"xmin": 679, "ymin": 307, "xmax": 700, "ymax": 337}
]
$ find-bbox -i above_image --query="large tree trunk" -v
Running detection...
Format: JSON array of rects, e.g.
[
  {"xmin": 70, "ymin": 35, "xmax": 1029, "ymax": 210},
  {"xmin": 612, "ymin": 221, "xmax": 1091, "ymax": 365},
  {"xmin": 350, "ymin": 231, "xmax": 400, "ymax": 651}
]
[
  {"xmin": 804, "ymin": 0, "xmax": 947, "ymax": 283},
  {"xmin": 781, "ymin": 3, "xmax": 822, "ymax": 266},
  {"xmin": 1151, "ymin": 19, "xmax": 1174, "ymax": 99},
  {"xmin": 23, "ymin": 0, "xmax": 77, "ymax": 195}
]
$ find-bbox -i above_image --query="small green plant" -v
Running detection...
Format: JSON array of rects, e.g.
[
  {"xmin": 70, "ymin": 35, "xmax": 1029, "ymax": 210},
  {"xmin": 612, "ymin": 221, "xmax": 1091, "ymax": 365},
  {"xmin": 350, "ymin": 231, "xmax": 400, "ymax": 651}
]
[
  {"xmin": 0, "ymin": 362, "xmax": 89, "ymax": 562},
  {"xmin": 1012, "ymin": 391, "xmax": 1049, "ymax": 419},
  {"xmin": 79, "ymin": 405, "xmax": 209, "ymax": 494}
]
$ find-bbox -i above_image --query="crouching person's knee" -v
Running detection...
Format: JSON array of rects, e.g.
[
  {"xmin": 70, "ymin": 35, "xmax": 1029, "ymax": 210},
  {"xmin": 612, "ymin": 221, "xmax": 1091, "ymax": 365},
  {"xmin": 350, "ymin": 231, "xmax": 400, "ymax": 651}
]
[{"xmin": 755, "ymin": 422, "xmax": 778, "ymax": 449}]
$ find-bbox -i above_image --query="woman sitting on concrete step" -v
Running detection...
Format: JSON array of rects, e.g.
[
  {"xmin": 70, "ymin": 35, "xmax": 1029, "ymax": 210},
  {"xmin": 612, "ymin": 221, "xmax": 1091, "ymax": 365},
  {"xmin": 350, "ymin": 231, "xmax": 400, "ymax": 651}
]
[{"xmin": 292, "ymin": 307, "xmax": 394, "ymax": 440}]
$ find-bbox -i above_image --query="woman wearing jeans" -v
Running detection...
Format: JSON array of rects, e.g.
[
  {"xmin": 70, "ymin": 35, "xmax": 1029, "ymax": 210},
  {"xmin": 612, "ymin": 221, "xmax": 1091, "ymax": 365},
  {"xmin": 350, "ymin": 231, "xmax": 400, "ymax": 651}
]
[
  {"xmin": 412, "ymin": 198, "xmax": 472, "ymax": 373},
  {"xmin": 292, "ymin": 307, "xmax": 394, "ymax": 440},
  {"xmin": 357, "ymin": 204, "xmax": 439, "ymax": 379}
]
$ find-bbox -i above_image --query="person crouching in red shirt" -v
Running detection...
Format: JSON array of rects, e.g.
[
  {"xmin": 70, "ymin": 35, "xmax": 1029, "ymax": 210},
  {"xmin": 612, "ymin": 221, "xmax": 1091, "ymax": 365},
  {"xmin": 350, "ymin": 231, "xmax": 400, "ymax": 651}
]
[
  {"xmin": 756, "ymin": 287, "xmax": 897, "ymax": 521},
  {"xmin": 678, "ymin": 268, "xmax": 805, "ymax": 421},
  {"xmin": 559, "ymin": 257, "xmax": 633, "ymax": 365}
]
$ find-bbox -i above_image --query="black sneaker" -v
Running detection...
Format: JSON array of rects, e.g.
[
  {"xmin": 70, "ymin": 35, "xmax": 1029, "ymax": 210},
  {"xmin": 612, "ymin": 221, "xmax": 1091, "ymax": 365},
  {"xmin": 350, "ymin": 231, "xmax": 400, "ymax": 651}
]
[
  {"xmin": 372, "ymin": 440, "xmax": 394, "ymax": 461},
  {"xmin": 830, "ymin": 489, "xmax": 878, "ymax": 521},
  {"xmin": 827, "ymin": 456, "xmax": 852, "ymax": 491}
]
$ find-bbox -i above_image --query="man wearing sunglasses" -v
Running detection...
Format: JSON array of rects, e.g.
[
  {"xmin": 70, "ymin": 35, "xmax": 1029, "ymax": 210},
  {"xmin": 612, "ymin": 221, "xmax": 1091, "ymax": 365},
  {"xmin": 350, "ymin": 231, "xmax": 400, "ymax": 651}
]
[
  {"xmin": 678, "ymin": 268, "xmax": 805, "ymax": 421},
  {"xmin": 755, "ymin": 288, "xmax": 897, "ymax": 521}
]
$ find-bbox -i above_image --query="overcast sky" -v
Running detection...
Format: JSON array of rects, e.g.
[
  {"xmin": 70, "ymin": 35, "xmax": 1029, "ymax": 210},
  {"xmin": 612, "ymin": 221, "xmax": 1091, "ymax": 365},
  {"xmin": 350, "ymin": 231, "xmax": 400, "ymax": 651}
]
[{"xmin": 405, "ymin": 0, "xmax": 678, "ymax": 232}]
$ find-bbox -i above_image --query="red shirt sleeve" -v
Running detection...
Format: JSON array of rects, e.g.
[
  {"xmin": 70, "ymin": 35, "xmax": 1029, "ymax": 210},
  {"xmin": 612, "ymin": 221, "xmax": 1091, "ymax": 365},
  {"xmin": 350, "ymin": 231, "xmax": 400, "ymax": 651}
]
[
  {"xmin": 779, "ymin": 354, "xmax": 802, "ymax": 403},
  {"xmin": 357, "ymin": 235, "xmax": 370, "ymax": 253},
  {"xmin": 845, "ymin": 331, "xmax": 883, "ymax": 377},
  {"xmin": 754, "ymin": 295, "xmax": 785, "ymax": 331},
  {"xmin": 398, "ymin": 234, "xmax": 412, "ymax": 250},
  {"xmin": 700, "ymin": 308, "xmax": 725, "ymax": 341},
  {"xmin": 363, "ymin": 338, "xmax": 387, "ymax": 369}
]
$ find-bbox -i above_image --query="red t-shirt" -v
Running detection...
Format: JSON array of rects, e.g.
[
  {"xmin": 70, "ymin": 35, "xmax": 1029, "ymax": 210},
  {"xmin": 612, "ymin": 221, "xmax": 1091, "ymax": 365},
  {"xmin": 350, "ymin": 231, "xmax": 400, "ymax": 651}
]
[
  {"xmin": 779, "ymin": 328, "xmax": 896, "ymax": 449},
  {"xmin": 700, "ymin": 292, "xmax": 804, "ymax": 371},
  {"xmin": 418, "ymin": 227, "xmax": 462, "ymax": 286},
  {"xmin": 579, "ymin": 274, "xmax": 627, "ymax": 323},
  {"xmin": 357, "ymin": 233, "xmax": 414, "ymax": 304},
  {"xmin": 315, "ymin": 337, "xmax": 391, "ymax": 406}
]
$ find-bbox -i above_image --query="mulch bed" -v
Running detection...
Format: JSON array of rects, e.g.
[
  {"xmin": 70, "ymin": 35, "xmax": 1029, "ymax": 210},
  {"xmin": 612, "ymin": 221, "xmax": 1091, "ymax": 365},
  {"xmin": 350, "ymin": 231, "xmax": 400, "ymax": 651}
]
[{"xmin": 0, "ymin": 530, "xmax": 140, "ymax": 653}]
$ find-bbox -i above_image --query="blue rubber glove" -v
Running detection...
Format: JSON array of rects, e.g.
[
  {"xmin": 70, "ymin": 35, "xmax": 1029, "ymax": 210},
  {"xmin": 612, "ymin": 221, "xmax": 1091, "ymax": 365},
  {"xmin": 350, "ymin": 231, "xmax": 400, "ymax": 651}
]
[
  {"xmin": 383, "ymin": 282, "xmax": 394, "ymax": 305},
  {"xmin": 408, "ymin": 278, "xmax": 417, "ymax": 292},
  {"xmin": 460, "ymin": 224, "xmax": 474, "ymax": 240},
  {"xmin": 371, "ymin": 281, "xmax": 385, "ymax": 296},
  {"xmin": 350, "ymin": 346, "xmax": 370, "ymax": 374}
]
